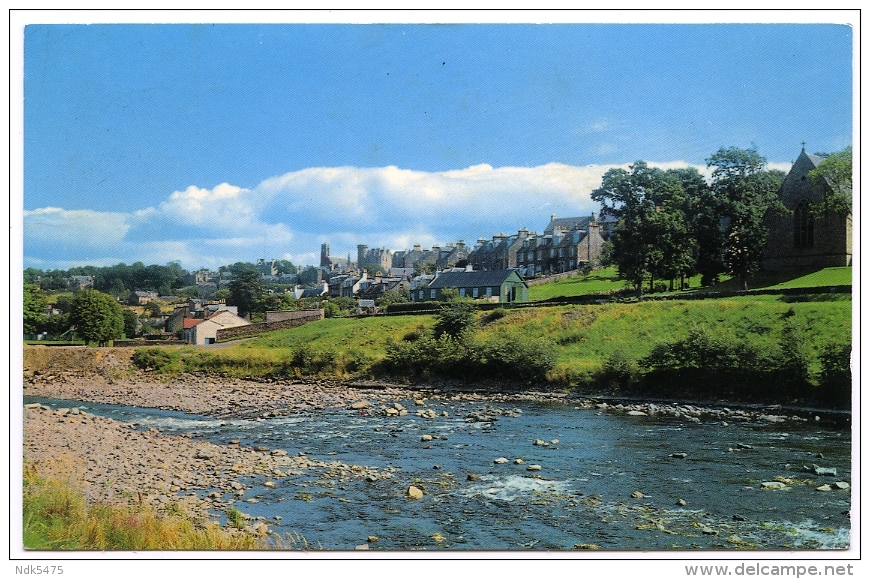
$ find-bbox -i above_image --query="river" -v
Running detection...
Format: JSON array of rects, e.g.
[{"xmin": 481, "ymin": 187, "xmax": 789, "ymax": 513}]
[{"xmin": 25, "ymin": 395, "xmax": 852, "ymax": 551}]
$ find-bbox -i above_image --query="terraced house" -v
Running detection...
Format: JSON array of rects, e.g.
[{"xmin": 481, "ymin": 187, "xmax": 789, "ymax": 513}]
[{"xmin": 516, "ymin": 214, "xmax": 607, "ymax": 277}]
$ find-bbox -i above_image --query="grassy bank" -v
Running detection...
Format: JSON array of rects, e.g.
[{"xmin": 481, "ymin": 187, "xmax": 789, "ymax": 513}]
[
  {"xmin": 527, "ymin": 266, "xmax": 851, "ymax": 300},
  {"xmin": 23, "ymin": 463, "xmax": 270, "ymax": 550},
  {"xmin": 131, "ymin": 293, "xmax": 851, "ymax": 407}
]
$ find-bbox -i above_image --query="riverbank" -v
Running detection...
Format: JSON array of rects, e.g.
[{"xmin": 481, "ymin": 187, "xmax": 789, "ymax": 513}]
[{"xmin": 23, "ymin": 401, "xmax": 388, "ymax": 540}]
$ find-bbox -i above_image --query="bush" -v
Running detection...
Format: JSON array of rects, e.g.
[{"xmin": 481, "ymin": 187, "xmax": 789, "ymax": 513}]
[
  {"xmin": 638, "ymin": 326, "xmax": 783, "ymax": 399},
  {"xmin": 815, "ymin": 343, "xmax": 852, "ymax": 408},
  {"xmin": 594, "ymin": 348, "xmax": 640, "ymax": 391},
  {"xmin": 477, "ymin": 334, "xmax": 556, "ymax": 383},
  {"xmin": 433, "ymin": 301, "xmax": 477, "ymax": 341}
]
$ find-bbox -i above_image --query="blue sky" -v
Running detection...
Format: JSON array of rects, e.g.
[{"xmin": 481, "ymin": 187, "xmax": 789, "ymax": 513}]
[{"xmin": 21, "ymin": 18, "xmax": 854, "ymax": 272}]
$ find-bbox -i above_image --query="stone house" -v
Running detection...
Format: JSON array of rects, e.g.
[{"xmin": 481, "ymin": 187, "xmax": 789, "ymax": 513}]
[
  {"xmin": 412, "ymin": 268, "xmax": 529, "ymax": 303},
  {"xmin": 467, "ymin": 230, "xmax": 530, "ymax": 271},
  {"xmin": 357, "ymin": 245, "xmax": 393, "ymax": 272},
  {"xmin": 760, "ymin": 146, "xmax": 852, "ymax": 271},
  {"xmin": 68, "ymin": 275, "xmax": 94, "ymax": 290},
  {"xmin": 128, "ymin": 290, "xmax": 159, "ymax": 305},
  {"xmin": 516, "ymin": 215, "xmax": 606, "ymax": 277}
]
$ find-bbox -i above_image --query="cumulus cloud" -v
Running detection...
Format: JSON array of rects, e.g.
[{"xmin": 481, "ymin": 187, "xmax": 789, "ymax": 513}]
[{"xmin": 24, "ymin": 160, "xmax": 722, "ymax": 270}]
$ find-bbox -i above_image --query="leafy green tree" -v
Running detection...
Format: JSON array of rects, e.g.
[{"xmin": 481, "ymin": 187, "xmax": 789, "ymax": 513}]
[
  {"xmin": 809, "ymin": 146, "xmax": 852, "ymax": 216},
  {"xmin": 376, "ymin": 290, "xmax": 408, "ymax": 308},
  {"xmin": 23, "ymin": 284, "xmax": 48, "ymax": 335},
  {"xmin": 70, "ymin": 290, "xmax": 124, "ymax": 346},
  {"xmin": 707, "ymin": 146, "xmax": 784, "ymax": 290},
  {"xmin": 122, "ymin": 309, "xmax": 139, "ymax": 338},
  {"xmin": 143, "ymin": 301, "xmax": 163, "ymax": 318},
  {"xmin": 227, "ymin": 268, "xmax": 264, "ymax": 318},
  {"xmin": 592, "ymin": 161, "xmax": 668, "ymax": 296},
  {"xmin": 275, "ymin": 259, "xmax": 297, "ymax": 275},
  {"xmin": 433, "ymin": 301, "xmax": 477, "ymax": 341}
]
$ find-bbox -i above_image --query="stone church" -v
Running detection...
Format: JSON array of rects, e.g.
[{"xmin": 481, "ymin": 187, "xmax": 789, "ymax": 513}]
[{"xmin": 760, "ymin": 146, "xmax": 852, "ymax": 271}]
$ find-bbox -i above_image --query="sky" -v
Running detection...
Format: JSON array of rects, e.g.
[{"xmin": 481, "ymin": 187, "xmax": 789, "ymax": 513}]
[{"xmin": 18, "ymin": 14, "xmax": 855, "ymax": 272}]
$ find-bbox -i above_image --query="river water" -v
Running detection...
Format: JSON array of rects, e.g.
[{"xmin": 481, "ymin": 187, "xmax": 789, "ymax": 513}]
[{"xmin": 26, "ymin": 396, "xmax": 852, "ymax": 551}]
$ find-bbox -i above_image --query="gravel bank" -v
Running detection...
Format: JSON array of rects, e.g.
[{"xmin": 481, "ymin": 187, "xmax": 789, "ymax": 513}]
[{"xmin": 23, "ymin": 402, "xmax": 385, "ymax": 533}]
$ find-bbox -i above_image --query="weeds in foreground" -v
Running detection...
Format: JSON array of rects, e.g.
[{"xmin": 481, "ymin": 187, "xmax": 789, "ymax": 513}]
[{"xmin": 22, "ymin": 465, "xmax": 311, "ymax": 550}]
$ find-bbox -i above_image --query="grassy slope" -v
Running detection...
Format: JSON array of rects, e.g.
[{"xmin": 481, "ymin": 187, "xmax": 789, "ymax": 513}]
[
  {"xmin": 187, "ymin": 294, "xmax": 850, "ymax": 386},
  {"xmin": 527, "ymin": 266, "xmax": 851, "ymax": 300}
]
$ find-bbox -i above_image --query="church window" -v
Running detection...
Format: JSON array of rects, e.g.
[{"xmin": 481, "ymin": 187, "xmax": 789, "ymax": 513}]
[{"xmin": 793, "ymin": 199, "xmax": 814, "ymax": 248}]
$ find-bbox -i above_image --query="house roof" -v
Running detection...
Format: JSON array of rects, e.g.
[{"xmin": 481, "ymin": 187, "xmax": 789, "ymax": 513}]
[
  {"xmin": 544, "ymin": 215, "xmax": 593, "ymax": 234},
  {"xmin": 183, "ymin": 318, "xmax": 203, "ymax": 329},
  {"xmin": 428, "ymin": 269, "xmax": 525, "ymax": 289}
]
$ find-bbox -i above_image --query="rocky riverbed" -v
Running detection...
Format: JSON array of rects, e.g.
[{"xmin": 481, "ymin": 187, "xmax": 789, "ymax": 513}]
[{"xmin": 23, "ymin": 402, "xmax": 388, "ymax": 537}]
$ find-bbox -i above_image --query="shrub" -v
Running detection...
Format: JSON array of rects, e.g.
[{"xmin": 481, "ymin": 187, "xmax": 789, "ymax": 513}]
[
  {"xmin": 433, "ymin": 301, "xmax": 477, "ymax": 341},
  {"xmin": 477, "ymin": 334, "xmax": 556, "ymax": 383},
  {"xmin": 594, "ymin": 348, "xmax": 640, "ymax": 391},
  {"xmin": 815, "ymin": 343, "xmax": 852, "ymax": 408}
]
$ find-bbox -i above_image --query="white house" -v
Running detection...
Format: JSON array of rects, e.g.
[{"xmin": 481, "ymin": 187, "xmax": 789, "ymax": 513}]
[{"xmin": 187, "ymin": 310, "xmax": 250, "ymax": 345}]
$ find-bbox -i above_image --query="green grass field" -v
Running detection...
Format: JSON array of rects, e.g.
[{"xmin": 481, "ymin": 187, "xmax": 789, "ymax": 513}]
[
  {"xmin": 527, "ymin": 266, "xmax": 851, "ymax": 300},
  {"xmin": 143, "ymin": 292, "xmax": 850, "ymax": 389}
]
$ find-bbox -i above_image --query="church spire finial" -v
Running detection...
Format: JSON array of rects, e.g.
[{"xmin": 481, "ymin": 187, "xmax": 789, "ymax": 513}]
[{"xmin": 801, "ymin": 141, "xmax": 806, "ymax": 151}]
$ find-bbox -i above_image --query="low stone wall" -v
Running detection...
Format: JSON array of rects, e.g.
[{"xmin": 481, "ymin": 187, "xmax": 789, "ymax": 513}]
[{"xmin": 216, "ymin": 309, "xmax": 324, "ymax": 342}]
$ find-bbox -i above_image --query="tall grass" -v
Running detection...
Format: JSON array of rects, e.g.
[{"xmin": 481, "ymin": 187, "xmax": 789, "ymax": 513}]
[{"xmin": 22, "ymin": 463, "xmax": 298, "ymax": 550}]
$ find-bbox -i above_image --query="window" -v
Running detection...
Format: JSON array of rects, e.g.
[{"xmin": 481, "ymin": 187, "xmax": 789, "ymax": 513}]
[
  {"xmin": 473, "ymin": 287, "xmax": 479, "ymax": 298},
  {"xmin": 793, "ymin": 199, "xmax": 814, "ymax": 248},
  {"xmin": 430, "ymin": 289, "xmax": 437, "ymax": 299},
  {"xmin": 459, "ymin": 288, "xmax": 466, "ymax": 298},
  {"xmin": 486, "ymin": 287, "xmax": 493, "ymax": 298}
]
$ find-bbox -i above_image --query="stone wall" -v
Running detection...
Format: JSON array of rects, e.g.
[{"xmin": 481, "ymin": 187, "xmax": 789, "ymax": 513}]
[{"xmin": 216, "ymin": 310, "xmax": 324, "ymax": 342}]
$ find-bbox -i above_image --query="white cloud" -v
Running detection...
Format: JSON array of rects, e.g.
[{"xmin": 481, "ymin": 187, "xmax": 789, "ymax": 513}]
[
  {"xmin": 24, "ymin": 160, "xmax": 732, "ymax": 270},
  {"xmin": 24, "ymin": 207, "xmax": 130, "ymax": 246}
]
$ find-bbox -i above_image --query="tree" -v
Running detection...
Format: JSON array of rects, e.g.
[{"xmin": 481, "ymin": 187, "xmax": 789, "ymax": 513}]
[
  {"xmin": 122, "ymin": 309, "xmax": 139, "ymax": 338},
  {"xmin": 592, "ymin": 161, "xmax": 669, "ymax": 296},
  {"xmin": 23, "ymin": 284, "xmax": 47, "ymax": 335},
  {"xmin": 433, "ymin": 301, "xmax": 477, "ymax": 341},
  {"xmin": 143, "ymin": 301, "xmax": 163, "ymax": 318},
  {"xmin": 227, "ymin": 268, "xmax": 264, "ymax": 318},
  {"xmin": 707, "ymin": 146, "xmax": 784, "ymax": 290},
  {"xmin": 809, "ymin": 146, "xmax": 852, "ymax": 216},
  {"xmin": 70, "ymin": 290, "xmax": 124, "ymax": 346}
]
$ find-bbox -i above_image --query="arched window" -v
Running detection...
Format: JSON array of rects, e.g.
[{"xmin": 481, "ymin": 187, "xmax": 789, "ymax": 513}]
[{"xmin": 793, "ymin": 199, "xmax": 814, "ymax": 248}]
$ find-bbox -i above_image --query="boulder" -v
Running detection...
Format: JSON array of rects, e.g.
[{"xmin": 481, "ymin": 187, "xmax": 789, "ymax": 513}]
[
  {"xmin": 761, "ymin": 481, "xmax": 787, "ymax": 490},
  {"xmin": 351, "ymin": 400, "xmax": 373, "ymax": 410},
  {"xmin": 526, "ymin": 464, "xmax": 542, "ymax": 471},
  {"xmin": 815, "ymin": 484, "xmax": 832, "ymax": 492},
  {"xmin": 421, "ymin": 434, "xmax": 434, "ymax": 442},
  {"xmin": 533, "ymin": 439, "xmax": 549, "ymax": 447},
  {"xmin": 627, "ymin": 410, "xmax": 648, "ymax": 416},
  {"xmin": 671, "ymin": 452, "xmax": 688, "ymax": 459},
  {"xmin": 407, "ymin": 485, "xmax": 424, "ymax": 499},
  {"xmin": 834, "ymin": 481, "xmax": 851, "ymax": 490},
  {"xmin": 493, "ymin": 457, "xmax": 509, "ymax": 464},
  {"xmin": 630, "ymin": 491, "xmax": 645, "ymax": 498},
  {"xmin": 813, "ymin": 464, "xmax": 838, "ymax": 477}
]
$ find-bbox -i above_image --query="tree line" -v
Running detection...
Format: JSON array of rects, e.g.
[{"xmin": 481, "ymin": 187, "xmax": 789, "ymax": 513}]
[{"xmin": 592, "ymin": 145, "xmax": 851, "ymax": 295}]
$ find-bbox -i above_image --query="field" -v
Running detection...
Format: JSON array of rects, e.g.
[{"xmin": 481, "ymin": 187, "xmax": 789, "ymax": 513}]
[
  {"xmin": 526, "ymin": 266, "xmax": 851, "ymax": 301},
  {"xmin": 134, "ymin": 293, "xmax": 851, "ymax": 391}
]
